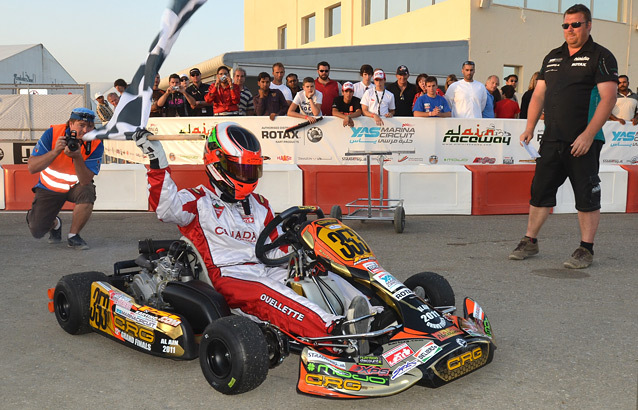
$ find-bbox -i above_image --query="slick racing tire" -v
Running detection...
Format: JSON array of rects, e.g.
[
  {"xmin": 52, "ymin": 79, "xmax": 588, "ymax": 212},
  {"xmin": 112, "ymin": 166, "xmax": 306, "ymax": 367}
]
[
  {"xmin": 330, "ymin": 205, "xmax": 342, "ymax": 221},
  {"xmin": 404, "ymin": 271, "xmax": 455, "ymax": 308},
  {"xmin": 199, "ymin": 316, "xmax": 269, "ymax": 395},
  {"xmin": 54, "ymin": 271, "xmax": 108, "ymax": 335}
]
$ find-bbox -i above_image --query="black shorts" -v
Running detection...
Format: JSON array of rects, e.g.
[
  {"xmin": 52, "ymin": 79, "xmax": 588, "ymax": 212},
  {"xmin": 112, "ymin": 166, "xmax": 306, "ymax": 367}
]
[
  {"xmin": 27, "ymin": 183, "xmax": 97, "ymax": 238},
  {"xmin": 529, "ymin": 140, "xmax": 603, "ymax": 212}
]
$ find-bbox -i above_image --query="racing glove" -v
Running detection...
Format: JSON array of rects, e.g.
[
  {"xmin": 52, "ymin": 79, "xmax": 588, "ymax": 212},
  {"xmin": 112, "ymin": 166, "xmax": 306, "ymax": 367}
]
[{"xmin": 133, "ymin": 129, "xmax": 168, "ymax": 169}]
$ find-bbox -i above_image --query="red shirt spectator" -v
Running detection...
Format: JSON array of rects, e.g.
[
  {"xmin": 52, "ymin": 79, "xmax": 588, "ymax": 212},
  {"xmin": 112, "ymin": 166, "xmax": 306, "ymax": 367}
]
[
  {"xmin": 495, "ymin": 99, "xmax": 520, "ymax": 118},
  {"xmin": 315, "ymin": 61, "xmax": 340, "ymax": 116},
  {"xmin": 204, "ymin": 66, "xmax": 241, "ymax": 115}
]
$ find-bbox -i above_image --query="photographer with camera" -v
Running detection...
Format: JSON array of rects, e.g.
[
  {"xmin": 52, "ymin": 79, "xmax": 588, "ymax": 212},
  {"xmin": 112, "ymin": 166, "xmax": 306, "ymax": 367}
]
[
  {"xmin": 26, "ymin": 108, "xmax": 104, "ymax": 250},
  {"xmin": 204, "ymin": 65, "xmax": 241, "ymax": 115},
  {"xmin": 157, "ymin": 73, "xmax": 196, "ymax": 117}
]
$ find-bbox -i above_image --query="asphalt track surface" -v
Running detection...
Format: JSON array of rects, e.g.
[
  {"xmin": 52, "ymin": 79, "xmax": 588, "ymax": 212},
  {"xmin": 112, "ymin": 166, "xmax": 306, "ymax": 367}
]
[{"xmin": 1, "ymin": 211, "xmax": 636, "ymax": 409}]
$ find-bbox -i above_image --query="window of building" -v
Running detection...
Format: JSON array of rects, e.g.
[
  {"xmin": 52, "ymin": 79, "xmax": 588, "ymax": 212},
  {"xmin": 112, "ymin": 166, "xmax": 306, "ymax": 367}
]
[
  {"xmin": 327, "ymin": 4, "xmax": 342, "ymax": 37},
  {"xmin": 302, "ymin": 14, "xmax": 316, "ymax": 44},
  {"xmin": 493, "ymin": 0, "xmax": 623, "ymax": 22},
  {"xmin": 364, "ymin": 0, "xmax": 443, "ymax": 25},
  {"xmin": 278, "ymin": 25, "xmax": 287, "ymax": 49}
]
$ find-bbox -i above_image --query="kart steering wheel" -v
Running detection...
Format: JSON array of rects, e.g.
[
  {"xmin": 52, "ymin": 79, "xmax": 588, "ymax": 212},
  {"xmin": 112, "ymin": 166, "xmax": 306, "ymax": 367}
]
[{"xmin": 255, "ymin": 206, "xmax": 325, "ymax": 266}]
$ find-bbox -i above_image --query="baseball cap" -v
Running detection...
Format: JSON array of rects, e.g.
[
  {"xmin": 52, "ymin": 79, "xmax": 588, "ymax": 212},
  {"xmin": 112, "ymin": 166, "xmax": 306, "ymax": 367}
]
[
  {"xmin": 373, "ymin": 70, "xmax": 386, "ymax": 80},
  {"xmin": 69, "ymin": 107, "xmax": 96, "ymax": 123},
  {"xmin": 396, "ymin": 65, "xmax": 409, "ymax": 76},
  {"xmin": 342, "ymin": 81, "xmax": 354, "ymax": 92},
  {"xmin": 94, "ymin": 92, "xmax": 104, "ymax": 99},
  {"xmin": 190, "ymin": 68, "xmax": 201, "ymax": 76},
  {"xmin": 180, "ymin": 73, "xmax": 188, "ymax": 80}
]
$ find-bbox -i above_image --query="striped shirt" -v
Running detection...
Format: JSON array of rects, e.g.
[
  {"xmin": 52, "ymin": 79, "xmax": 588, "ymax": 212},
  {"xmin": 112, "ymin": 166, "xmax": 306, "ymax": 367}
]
[{"xmin": 238, "ymin": 86, "xmax": 254, "ymax": 115}]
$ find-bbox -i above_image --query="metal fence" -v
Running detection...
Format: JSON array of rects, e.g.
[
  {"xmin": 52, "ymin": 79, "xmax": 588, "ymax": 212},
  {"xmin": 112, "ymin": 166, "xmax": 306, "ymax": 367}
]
[{"xmin": 0, "ymin": 83, "xmax": 91, "ymax": 141}]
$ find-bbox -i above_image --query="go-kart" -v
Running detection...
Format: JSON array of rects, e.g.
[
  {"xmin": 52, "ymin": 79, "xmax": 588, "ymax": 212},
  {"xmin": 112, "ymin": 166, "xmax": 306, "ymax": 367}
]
[{"xmin": 48, "ymin": 206, "xmax": 495, "ymax": 398}]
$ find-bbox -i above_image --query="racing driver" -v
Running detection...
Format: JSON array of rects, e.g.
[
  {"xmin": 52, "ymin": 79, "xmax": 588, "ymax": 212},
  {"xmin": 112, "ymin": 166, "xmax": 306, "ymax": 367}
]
[{"xmin": 134, "ymin": 123, "xmax": 371, "ymax": 340}]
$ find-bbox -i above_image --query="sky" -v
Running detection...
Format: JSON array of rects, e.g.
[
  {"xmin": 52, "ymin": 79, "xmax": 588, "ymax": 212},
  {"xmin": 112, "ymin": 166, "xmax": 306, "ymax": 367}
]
[{"xmin": 0, "ymin": 0, "xmax": 244, "ymax": 84}]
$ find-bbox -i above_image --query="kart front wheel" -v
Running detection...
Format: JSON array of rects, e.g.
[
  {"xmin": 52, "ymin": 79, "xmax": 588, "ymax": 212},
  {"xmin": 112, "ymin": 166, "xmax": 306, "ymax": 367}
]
[
  {"xmin": 404, "ymin": 271, "xmax": 455, "ymax": 308},
  {"xmin": 54, "ymin": 271, "xmax": 108, "ymax": 335},
  {"xmin": 199, "ymin": 316, "xmax": 269, "ymax": 395}
]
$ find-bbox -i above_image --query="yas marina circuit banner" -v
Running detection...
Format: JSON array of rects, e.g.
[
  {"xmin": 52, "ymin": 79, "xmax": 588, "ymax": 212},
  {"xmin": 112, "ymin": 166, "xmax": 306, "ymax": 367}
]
[{"xmin": 103, "ymin": 116, "xmax": 638, "ymax": 166}]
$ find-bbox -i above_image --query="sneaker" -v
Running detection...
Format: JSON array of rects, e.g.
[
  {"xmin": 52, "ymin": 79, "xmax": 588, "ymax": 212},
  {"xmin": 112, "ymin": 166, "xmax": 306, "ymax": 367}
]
[
  {"xmin": 68, "ymin": 234, "xmax": 90, "ymax": 250},
  {"xmin": 563, "ymin": 246, "xmax": 593, "ymax": 269},
  {"xmin": 345, "ymin": 296, "xmax": 371, "ymax": 336},
  {"xmin": 345, "ymin": 296, "xmax": 371, "ymax": 355},
  {"xmin": 48, "ymin": 217, "xmax": 62, "ymax": 244},
  {"xmin": 509, "ymin": 236, "xmax": 539, "ymax": 260}
]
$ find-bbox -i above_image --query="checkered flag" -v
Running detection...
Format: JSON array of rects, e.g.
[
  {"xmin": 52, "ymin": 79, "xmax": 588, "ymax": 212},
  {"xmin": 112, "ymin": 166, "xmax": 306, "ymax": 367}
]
[{"xmin": 83, "ymin": 0, "xmax": 207, "ymax": 141}]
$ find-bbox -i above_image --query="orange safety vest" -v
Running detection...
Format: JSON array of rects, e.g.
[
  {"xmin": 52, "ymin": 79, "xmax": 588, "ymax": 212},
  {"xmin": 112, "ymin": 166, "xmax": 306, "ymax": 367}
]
[{"xmin": 39, "ymin": 124, "xmax": 102, "ymax": 193}]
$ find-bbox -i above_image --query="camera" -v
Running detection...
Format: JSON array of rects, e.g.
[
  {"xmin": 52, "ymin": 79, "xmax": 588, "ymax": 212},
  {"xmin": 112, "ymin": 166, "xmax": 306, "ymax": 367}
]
[
  {"xmin": 172, "ymin": 86, "xmax": 180, "ymax": 91},
  {"xmin": 65, "ymin": 130, "xmax": 81, "ymax": 152},
  {"xmin": 220, "ymin": 75, "xmax": 228, "ymax": 82}
]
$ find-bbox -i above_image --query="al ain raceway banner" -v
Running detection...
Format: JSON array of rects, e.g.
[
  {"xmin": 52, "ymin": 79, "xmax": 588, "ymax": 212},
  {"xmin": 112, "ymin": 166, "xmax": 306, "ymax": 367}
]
[{"xmin": 103, "ymin": 116, "xmax": 638, "ymax": 166}]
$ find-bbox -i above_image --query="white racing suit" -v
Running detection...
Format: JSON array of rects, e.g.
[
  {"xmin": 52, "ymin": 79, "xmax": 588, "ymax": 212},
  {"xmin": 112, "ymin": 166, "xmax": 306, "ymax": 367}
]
[{"xmin": 148, "ymin": 167, "xmax": 364, "ymax": 338}]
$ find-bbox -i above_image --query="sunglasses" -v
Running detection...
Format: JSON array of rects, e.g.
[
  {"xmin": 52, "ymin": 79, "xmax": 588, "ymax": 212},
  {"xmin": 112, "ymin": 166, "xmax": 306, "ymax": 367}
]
[
  {"xmin": 462, "ymin": 60, "xmax": 475, "ymax": 66},
  {"xmin": 318, "ymin": 69, "xmax": 330, "ymax": 73},
  {"xmin": 562, "ymin": 21, "xmax": 585, "ymax": 29}
]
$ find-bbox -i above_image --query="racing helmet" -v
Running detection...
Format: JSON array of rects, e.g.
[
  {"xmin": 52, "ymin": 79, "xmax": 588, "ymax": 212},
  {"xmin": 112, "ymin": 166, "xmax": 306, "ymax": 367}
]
[{"xmin": 203, "ymin": 122, "xmax": 263, "ymax": 201}]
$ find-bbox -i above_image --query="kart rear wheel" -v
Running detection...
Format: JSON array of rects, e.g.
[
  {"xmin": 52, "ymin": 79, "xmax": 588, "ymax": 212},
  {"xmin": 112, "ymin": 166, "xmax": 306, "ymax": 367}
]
[
  {"xmin": 199, "ymin": 316, "xmax": 269, "ymax": 395},
  {"xmin": 404, "ymin": 271, "xmax": 455, "ymax": 307},
  {"xmin": 54, "ymin": 271, "xmax": 108, "ymax": 335},
  {"xmin": 330, "ymin": 205, "xmax": 342, "ymax": 221}
]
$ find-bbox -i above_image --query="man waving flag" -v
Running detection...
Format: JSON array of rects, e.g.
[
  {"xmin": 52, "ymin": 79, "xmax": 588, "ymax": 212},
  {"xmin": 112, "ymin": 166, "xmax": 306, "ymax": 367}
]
[{"xmin": 83, "ymin": 0, "xmax": 207, "ymax": 142}]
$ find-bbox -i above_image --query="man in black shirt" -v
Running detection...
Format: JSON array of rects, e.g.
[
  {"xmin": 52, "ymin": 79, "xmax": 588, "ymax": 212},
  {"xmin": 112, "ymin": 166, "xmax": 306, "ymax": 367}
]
[
  {"xmin": 185, "ymin": 67, "xmax": 212, "ymax": 116},
  {"xmin": 331, "ymin": 82, "xmax": 362, "ymax": 127},
  {"xmin": 510, "ymin": 4, "xmax": 618, "ymax": 269},
  {"xmin": 157, "ymin": 73, "xmax": 196, "ymax": 117},
  {"xmin": 386, "ymin": 65, "xmax": 417, "ymax": 117}
]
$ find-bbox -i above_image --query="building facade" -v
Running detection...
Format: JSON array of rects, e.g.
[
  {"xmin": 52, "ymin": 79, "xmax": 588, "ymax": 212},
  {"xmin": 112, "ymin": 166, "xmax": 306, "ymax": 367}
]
[{"xmin": 244, "ymin": 0, "xmax": 637, "ymax": 92}]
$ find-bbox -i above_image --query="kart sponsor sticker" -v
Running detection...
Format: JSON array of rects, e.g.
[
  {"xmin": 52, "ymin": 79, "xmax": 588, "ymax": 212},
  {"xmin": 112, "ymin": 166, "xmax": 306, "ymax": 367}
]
[
  {"xmin": 242, "ymin": 215, "xmax": 254, "ymax": 224},
  {"xmin": 392, "ymin": 287, "xmax": 414, "ymax": 301},
  {"xmin": 349, "ymin": 364, "xmax": 390, "ymax": 377},
  {"xmin": 372, "ymin": 272, "xmax": 402, "ymax": 292},
  {"xmin": 473, "ymin": 303, "xmax": 484, "ymax": 321},
  {"xmin": 420, "ymin": 310, "xmax": 446, "ymax": 329},
  {"xmin": 358, "ymin": 355, "xmax": 383, "ymax": 366},
  {"xmin": 382, "ymin": 343, "xmax": 415, "ymax": 367},
  {"xmin": 413, "ymin": 341, "xmax": 442, "ymax": 363},
  {"xmin": 391, "ymin": 360, "xmax": 420, "ymax": 380},
  {"xmin": 328, "ymin": 224, "xmax": 342, "ymax": 230},
  {"xmin": 115, "ymin": 305, "xmax": 158, "ymax": 329},
  {"xmin": 109, "ymin": 290, "xmax": 133, "ymax": 310},
  {"xmin": 306, "ymin": 350, "xmax": 347, "ymax": 370},
  {"xmin": 456, "ymin": 338, "xmax": 468, "ymax": 348},
  {"xmin": 432, "ymin": 327, "xmax": 463, "ymax": 341}
]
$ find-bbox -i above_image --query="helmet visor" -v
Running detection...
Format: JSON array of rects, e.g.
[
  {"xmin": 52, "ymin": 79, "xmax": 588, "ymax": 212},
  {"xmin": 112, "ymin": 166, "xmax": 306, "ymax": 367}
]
[{"xmin": 223, "ymin": 155, "xmax": 263, "ymax": 183}]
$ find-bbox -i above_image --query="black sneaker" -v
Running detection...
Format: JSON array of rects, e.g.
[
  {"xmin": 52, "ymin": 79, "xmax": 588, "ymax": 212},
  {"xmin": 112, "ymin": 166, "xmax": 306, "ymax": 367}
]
[
  {"xmin": 48, "ymin": 217, "xmax": 62, "ymax": 244},
  {"xmin": 68, "ymin": 234, "xmax": 90, "ymax": 250}
]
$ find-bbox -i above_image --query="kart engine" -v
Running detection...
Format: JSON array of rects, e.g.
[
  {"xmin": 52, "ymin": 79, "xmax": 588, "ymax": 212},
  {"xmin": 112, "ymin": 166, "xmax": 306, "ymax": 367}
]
[{"xmin": 129, "ymin": 241, "xmax": 201, "ymax": 309}]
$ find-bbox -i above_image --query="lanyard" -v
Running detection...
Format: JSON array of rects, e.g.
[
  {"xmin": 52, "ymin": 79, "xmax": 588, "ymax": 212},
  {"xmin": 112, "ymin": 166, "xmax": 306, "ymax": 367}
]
[{"xmin": 375, "ymin": 90, "xmax": 385, "ymax": 115}]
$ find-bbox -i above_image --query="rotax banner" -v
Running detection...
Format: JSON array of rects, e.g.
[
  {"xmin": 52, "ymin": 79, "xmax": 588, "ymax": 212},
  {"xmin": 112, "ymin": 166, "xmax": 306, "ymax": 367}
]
[{"xmin": 102, "ymin": 116, "xmax": 638, "ymax": 166}]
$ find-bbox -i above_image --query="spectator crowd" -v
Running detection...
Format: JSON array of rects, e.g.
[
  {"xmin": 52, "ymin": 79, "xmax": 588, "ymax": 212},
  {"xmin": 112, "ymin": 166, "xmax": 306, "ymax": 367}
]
[{"xmin": 96, "ymin": 61, "xmax": 637, "ymax": 126}]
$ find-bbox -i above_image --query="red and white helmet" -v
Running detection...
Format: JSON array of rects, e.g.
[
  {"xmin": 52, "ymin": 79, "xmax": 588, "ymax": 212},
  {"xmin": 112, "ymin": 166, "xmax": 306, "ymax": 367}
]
[{"xmin": 203, "ymin": 122, "xmax": 263, "ymax": 201}]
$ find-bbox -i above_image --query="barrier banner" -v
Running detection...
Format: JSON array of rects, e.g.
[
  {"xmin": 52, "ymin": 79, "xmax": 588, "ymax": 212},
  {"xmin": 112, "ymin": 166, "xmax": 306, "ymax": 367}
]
[{"xmin": 103, "ymin": 116, "xmax": 638, "ymax": 166}]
